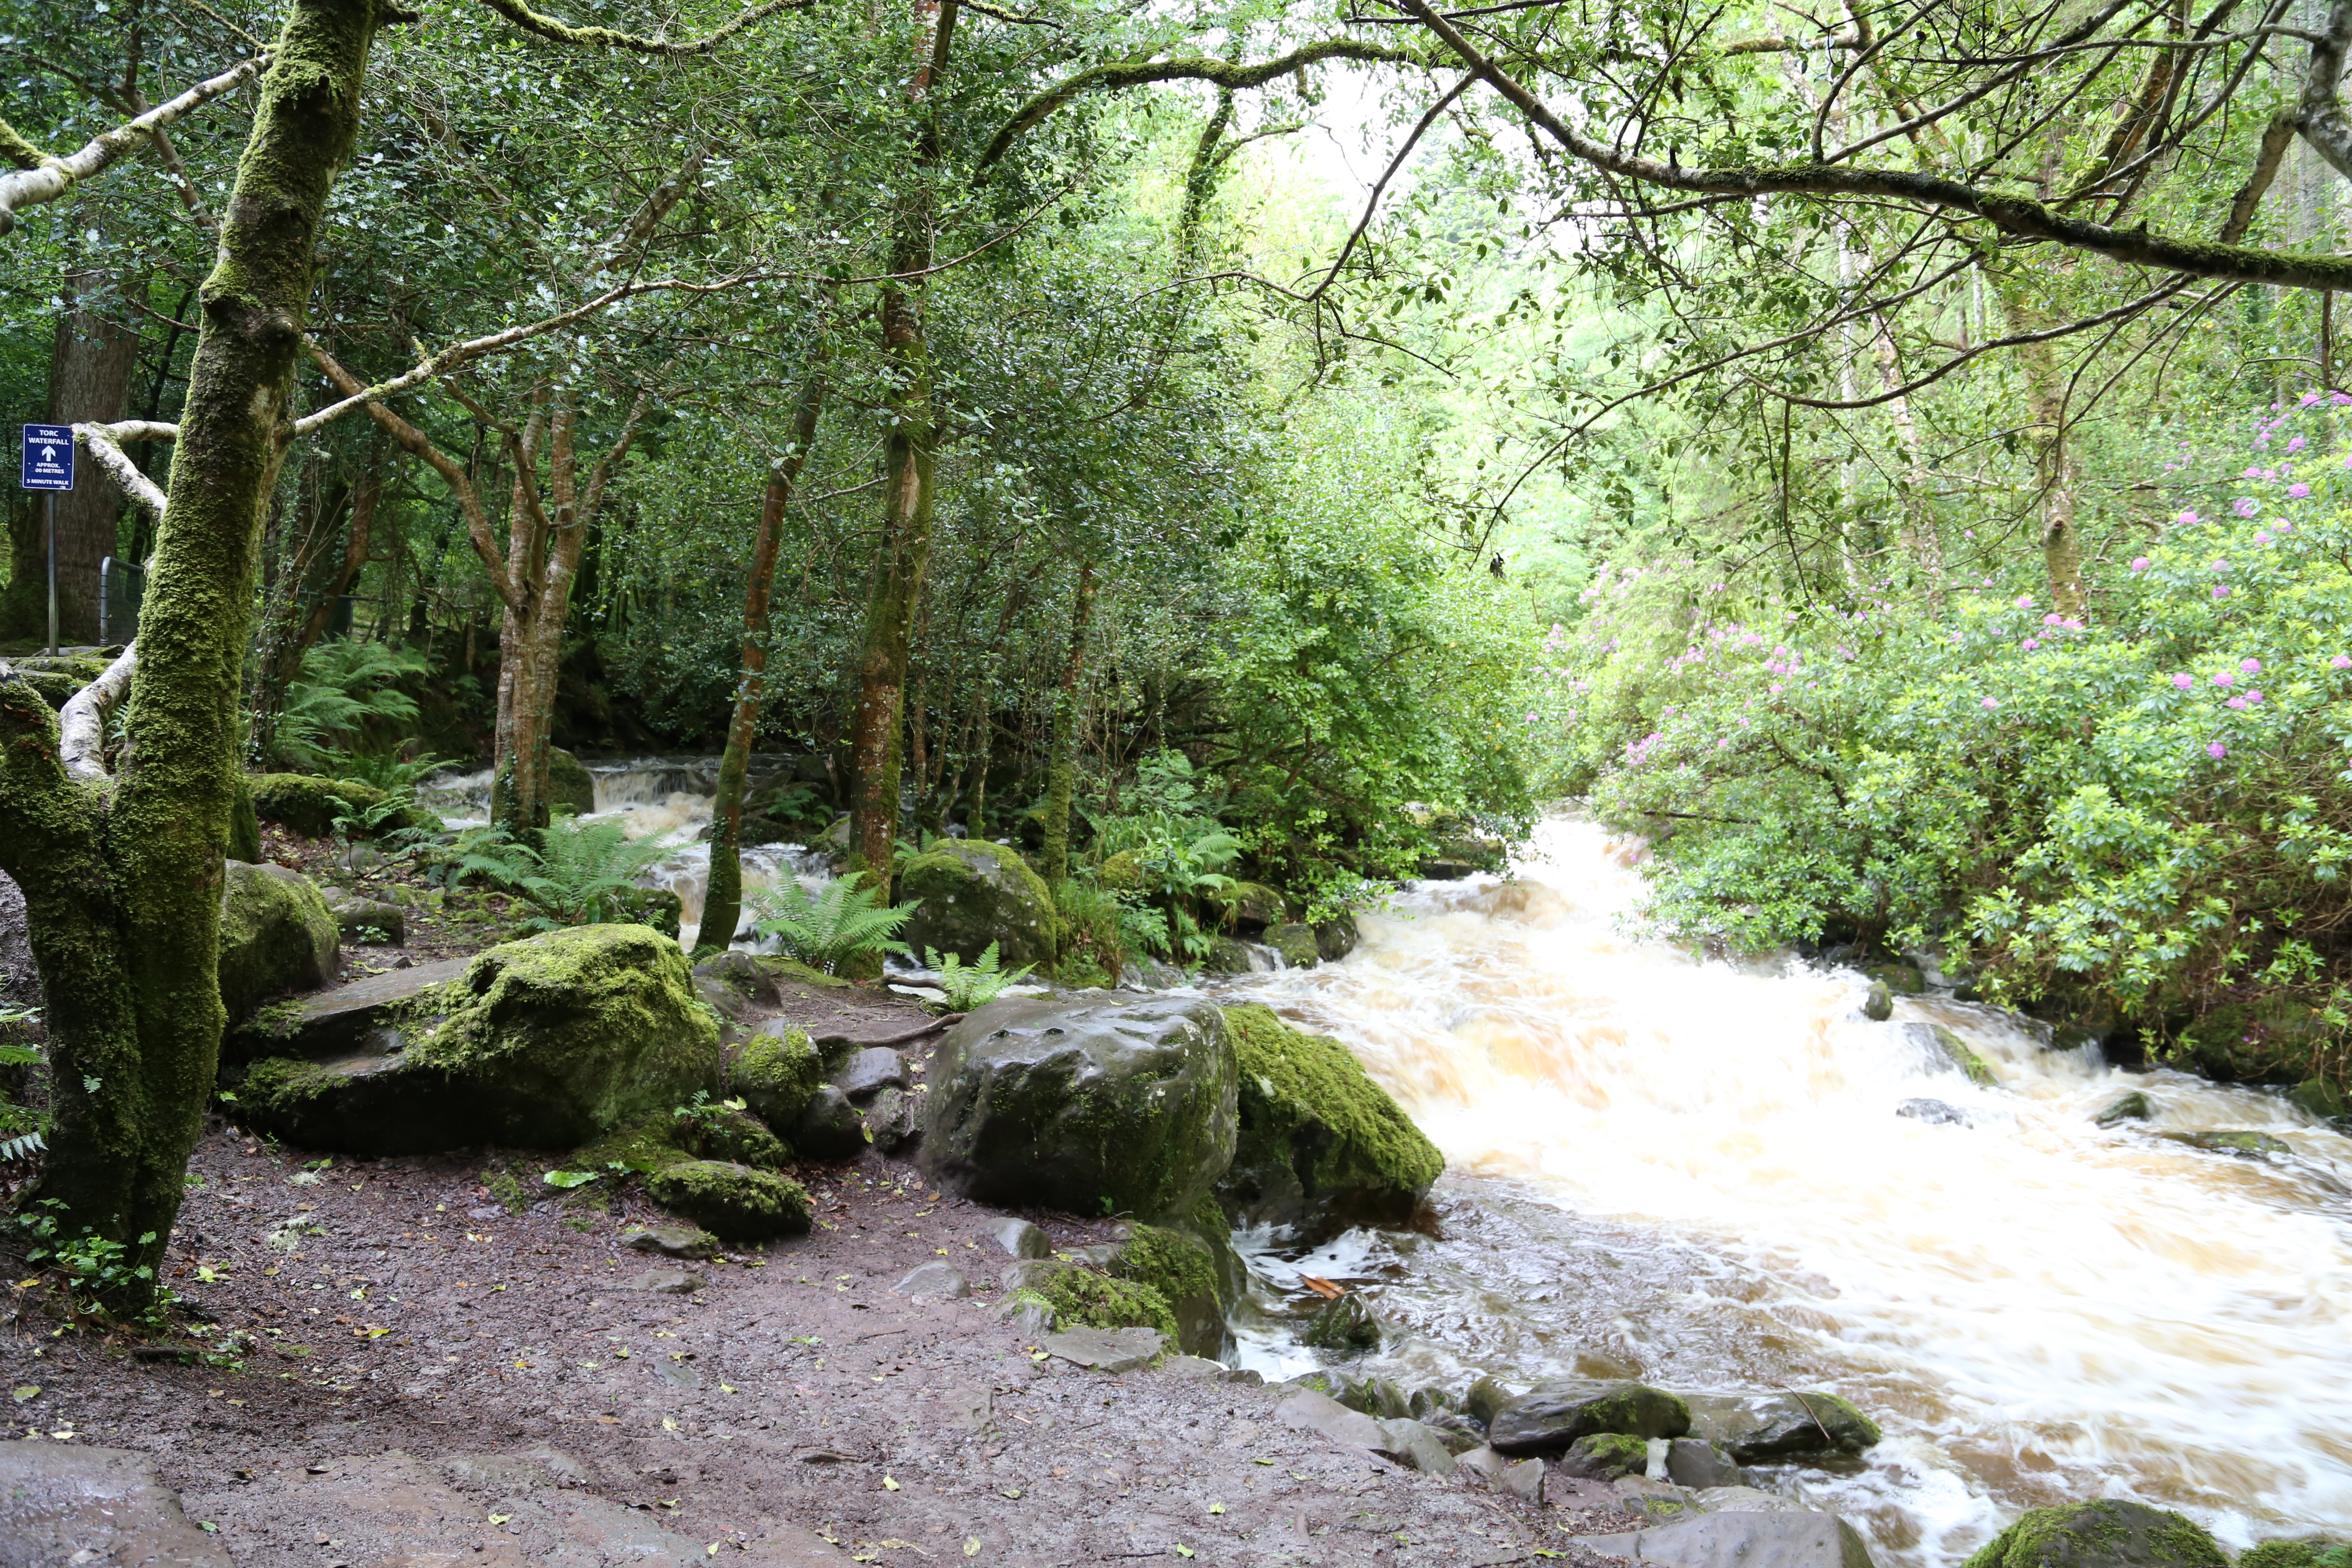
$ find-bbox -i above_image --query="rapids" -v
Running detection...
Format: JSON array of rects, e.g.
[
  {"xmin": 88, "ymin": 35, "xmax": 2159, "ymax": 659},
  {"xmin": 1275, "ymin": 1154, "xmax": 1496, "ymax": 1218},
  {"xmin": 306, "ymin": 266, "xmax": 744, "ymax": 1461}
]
[{"xmin": 1220, "ymin": 816, "xmax": 2352, "ymax": 1568}]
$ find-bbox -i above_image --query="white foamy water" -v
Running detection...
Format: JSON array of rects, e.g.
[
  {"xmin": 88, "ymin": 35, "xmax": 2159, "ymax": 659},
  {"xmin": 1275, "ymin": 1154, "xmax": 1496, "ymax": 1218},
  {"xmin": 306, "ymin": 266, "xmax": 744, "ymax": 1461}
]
[
  {"xmin": 417, "ymin": 755, "xmax": 830, "ymax": 948},
  {"xmin": 1224, "ymin": 817, "xmax": 2352, "ymax": 1567}
]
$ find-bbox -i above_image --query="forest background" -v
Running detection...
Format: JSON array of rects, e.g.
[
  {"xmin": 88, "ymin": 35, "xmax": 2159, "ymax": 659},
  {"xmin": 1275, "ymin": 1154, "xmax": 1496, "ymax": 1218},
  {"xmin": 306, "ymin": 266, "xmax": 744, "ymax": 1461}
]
[{"xmin": 15, "ymin": 0, "xmax": 2352, "ymax": 1289}]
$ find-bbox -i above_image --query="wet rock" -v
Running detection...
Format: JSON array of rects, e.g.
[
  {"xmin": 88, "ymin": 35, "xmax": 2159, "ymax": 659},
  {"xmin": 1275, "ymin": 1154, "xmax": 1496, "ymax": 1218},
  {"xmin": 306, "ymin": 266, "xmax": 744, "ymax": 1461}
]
[
  {"xmin": 218, "ymin": 860, "xmax": 340, "ymax": 1022},
  {"xmin": 1576, "ymin": 1508, "xmax": 1877, "ymax": 1568},
  {"xmin": 1897, "ymin": 1021, "xmax": 1997, "ymax": 1086},
  {"xmin": 643, "ymin": 1159, "xmax": 811, "ymax": 1241},
  {"xmin": 1265, "ymin": 923, "xmax": 1321, "ymax": 969},
  {"xmin": 1314, "ymin": 914, "xmax": 1360, "ymax": 963},
  {"xmin": 1684, "ymin": 1392, "xmax": 1881, "ymax": 1464},
  {"xmin": 0, "ymin": 1439, "xmax": 232, "ymax": 1567},
  {"xmin": 1966, "ymin": 1501, "xmax": 2225, "ymax": 1568},
  {"xmin": 1611, "ymin": 1476, "xmax": 1697, "ymax": 1521},
  {"xmin": 1336, "ymin": 1374, "xmax": 1412, "ymax": 1421},
  {"xmin": 1489, "ymin": 1379, "xmax": 1693, "ymax": 1455},
  {"xmin": 2291, "ymin": 1080, "xmax": 2349, "ymax": 1123},
  {"xmin": 694, "ymin": 949, "xmax": 781, "ymax": 1012},
  {"xmin": 1198, "ymin": 936, "xmax": 1259, "ymax": 974},
  {"xmin": 2240, "ymin": 1541, "xmax": 2352, "ymax": 1568},
  {"xmin": 1456, "ymin": 1445, "xmax": 1546, "ymax": 1503},
  {"xmin": 1300, "ymin": 1292, "xmax": 1383, "ymax": 1353},
  {"xmin": 1375, "ymin": 1418, "xmax": 1458, "ymax": 1476},
  {"xmin": 920, "ymin": 993, "xmax": 1237, "ymax": 1222},
  {"xmin": 860, "ymin": 1084, "xmax": 920, "ymax": 1155},
  {"xmin": 2166, "ymin": 1128, "xmax": 2292, "ymax": 1157},
  {"xmin": 1896, "ymin": 1098, "xmax": 1972, "ymax": 1127},
  {"xmin": 898, "ymin": 840, "xmax": 1056, "ymax": 969},
  {"xmin": 2096, "ymin": 1091, "xmax": 2154, "ymax": 1127},
  {"xmin": 328, "ymin": 895, "xmax": 407, "ymax": 946},
  {"xmin": 1274, "ymin": 1387, "xmax": 1387, "ymax": 1449},
  {"xmin": 229, "ymin": 925, "xmax": 719, "ymax": 1155},
  {"xmin": 621, "ymin": 1222, "xmax": 717, "ymax": 1261},
  {"xmin": 439, "ymin": 1446, "xmax": 594, "ymax": 1490},
  {"xmin": 1217, "ymin": 1003, "xmax": 1443, "ymax": 1244},
  {"xmin": 1866, "ymin": 962, "xmax": 1924, "ymax": 996},
  {"xmin": 830, "ymin": 1046, "xmax": 908, "ymax": 1102},
  {"xmin": 792, "ymin": 1083, "xmax": 870, "ymax": 1161},
  {"xmin": 1465, "ymin": 1375, "xmax": 1516, "ymax": 1428},
  {"xmin": 1862, "ymin": 980, "xmax": 1893, "ymax": 1021},
  {"xmin": 1418, "ymin": 858, "xmax": 1476, "ymax": 880},
  {"xmin": 1694, "ymin": 1486, "xmax": 1814, "ymax": 1514},
  {"xmin": 894, "ymin": 1262, "xmax": 971, "ymax": 1298},
  {"xmin": 735, "ymin": 1024, "xmax": 822, "ymax": 1136},
  {"xmin": 1420, "ymin": 1410, "xmax": 1488, "ymax": 1454},
  {"xmin": 1666, "ymin": 1438, "xmax": 1748, "ymax": 1489},
  {"xmin": 620, "ymin": 1268, "xmax": 704, "ymax": 1294},
  {"xmin": 1041, "ymin": 1326, "xmax": 1164, "ymax": 1372},
  {"xmin": 988, "ymin": 1217, "xmax": 1049, "ymax": 1259}
]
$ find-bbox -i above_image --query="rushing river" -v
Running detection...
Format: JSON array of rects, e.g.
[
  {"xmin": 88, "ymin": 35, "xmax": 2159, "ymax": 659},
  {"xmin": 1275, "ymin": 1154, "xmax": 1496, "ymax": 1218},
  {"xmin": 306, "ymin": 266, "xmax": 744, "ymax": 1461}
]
[{"xmin": 1219, "ymin": 817, "xmax": 2352, "ymax": 1568}]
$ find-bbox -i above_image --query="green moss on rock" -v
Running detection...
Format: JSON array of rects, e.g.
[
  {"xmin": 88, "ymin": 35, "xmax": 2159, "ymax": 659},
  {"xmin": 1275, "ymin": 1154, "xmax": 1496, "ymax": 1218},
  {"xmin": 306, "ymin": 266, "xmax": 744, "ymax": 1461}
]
[
  {"xmin": 576, "ymin": 1115, "xmax": 691, "ymax": 1176},
  {"xmin": 1929, "ymin": 1024, "xmax": 1998, "ymax": 1087},
  {"xmin": 680, "ymin": 1103, "xmax": 790, "ymax": 1170},
  {"xmin": 1962, "ymin": 1501, "xmax": 2226, "ymax": 1568},
  {"xmin": 1217, "ymin": 1003, "xmax": 1443, "ymax": 1241},
  {"xmin": 2241, "ymin": 1543, "xmax": 2352, "ymax": 1568},
  {"xmin": 218, "ymin": 861, "xmax": 339, "ymax": 1021},
  {"xmin": 1034, "ymin": 1265, "xmax": 1177, "ymax": 1340},
  {"xmin": 1114, "ymin": 1223, "xmax": 1218, "ymax": 1307},
  {"xmin": 735, "ymin": 1025, "xmax": 821, "ymax": 1133},
  {"xmin": 642, "ymin": 1159, "xmax": 812, "ymax": 1242},
  {"xmin": 548, "ymin": 747, "xmax": 597, "ymax": 816},
  {"xmin": 899, "ymin": 840, "xmax": 1056, "ymax": 969},
  {"xmin": 1567, "ymin": 1432, "xmax": 1652, "ymax": 1478},
  {"xmin": 249, "ymin": 773, "xmax": 388, "ymax": 838}
]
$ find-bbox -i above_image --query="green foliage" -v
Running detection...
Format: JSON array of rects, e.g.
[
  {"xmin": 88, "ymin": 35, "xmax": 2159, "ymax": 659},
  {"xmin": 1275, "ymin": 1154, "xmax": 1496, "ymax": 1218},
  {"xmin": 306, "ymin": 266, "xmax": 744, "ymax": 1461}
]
[
  {"xmin": 454, "ymin": 815, "xmax": 676, "ymax": 932},
  {"xmin": 750, "ymin": 872, "xmax": 920, "ymax": 976},
  {"xmin": 1032, "ymin": 1264, "xmax": 1178, "ymax": 1341},
  {"xmin": 923, "ymin": 940, "xmax": 1033, "ymax": 1010},
  {"xmin": 14, "ymin": 1198, "xmax": 172, "ymax": 1327},
  {"xmin": 275, "ymin": 642, "xmax": 429, "ymax": 773}
]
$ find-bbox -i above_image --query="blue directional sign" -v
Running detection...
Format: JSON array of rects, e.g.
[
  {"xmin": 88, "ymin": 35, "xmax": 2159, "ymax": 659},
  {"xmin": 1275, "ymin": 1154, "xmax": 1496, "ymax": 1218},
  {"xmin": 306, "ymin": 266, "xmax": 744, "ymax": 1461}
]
[{"xmin": 20, "ymin": 424, "xmax": 73, "ymax": 491}]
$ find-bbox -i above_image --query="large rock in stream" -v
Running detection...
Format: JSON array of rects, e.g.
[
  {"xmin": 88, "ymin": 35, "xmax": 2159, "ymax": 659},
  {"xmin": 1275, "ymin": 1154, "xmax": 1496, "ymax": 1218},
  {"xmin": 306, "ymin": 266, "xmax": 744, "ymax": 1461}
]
[
  {"xmin": 920, "ymin": 993, "xmax": 1236, "ymax": 1220},
  {"xmin": 1962, "ymin": 1501, "xmax": 2226, "ymax": 1568},
  {"xmin": 897, "ymin": 840, "xmax": 1056, "ymax": 968},
  {"xmin": 1686, "ymin": 1391, "xmax": 1883, "ymax": 1463},
  {"xmin": 1489, "ymin": 1378, "xmax": 1693, "ymax": 1455},
  {"xmin": 228, "ymin": 925, "xmax": 719, "ymax": 1154},
  {"xmin": 217, "ymin": 860, "xmax": 339, "ymax": 1021},
  {"xmin": 1217, "ymin": 1002, "xmax": 1443, "ymax": 1242}
]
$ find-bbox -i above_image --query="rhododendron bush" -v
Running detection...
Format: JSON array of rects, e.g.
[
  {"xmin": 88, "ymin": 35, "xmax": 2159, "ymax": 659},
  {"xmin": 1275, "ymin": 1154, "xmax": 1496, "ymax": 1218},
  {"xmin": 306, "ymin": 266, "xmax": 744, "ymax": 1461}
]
[{"xmin": 1551, "ymin": 396, "xmax": 2352, "ymax": 1082}]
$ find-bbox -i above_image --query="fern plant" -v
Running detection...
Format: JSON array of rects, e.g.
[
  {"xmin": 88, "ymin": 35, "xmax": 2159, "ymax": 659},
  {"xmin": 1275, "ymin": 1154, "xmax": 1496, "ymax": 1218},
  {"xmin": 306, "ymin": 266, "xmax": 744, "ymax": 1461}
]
[
  {"xmin": 923, "ymin": 941, "xmax": 1034, "ymax": 1011},
  {"xmin": 276, "ymin": 642, "xmax": 428, "ymax": 771},
  {"xmin": 455, "ymin": 816, "xmax": 676, "ymax": 930},
  {"xmin": 750, "ymin": 872, "xmax": 920, "ymax": 976}
]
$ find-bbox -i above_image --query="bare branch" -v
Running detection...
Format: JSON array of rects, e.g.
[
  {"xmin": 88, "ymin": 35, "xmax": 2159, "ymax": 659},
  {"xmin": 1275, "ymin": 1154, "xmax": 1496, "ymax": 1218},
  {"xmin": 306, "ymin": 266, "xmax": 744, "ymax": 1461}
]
[
  {"xmin": 58, "ymin": 643, "xmax": 135, "ymax": 784},
  {"xmin": 73, "ymin": 426, "xmax": 168, "ymax": 525},
  {"xmin": 0, "ymin": 53, "xmax": 267, "ymax": 236}
]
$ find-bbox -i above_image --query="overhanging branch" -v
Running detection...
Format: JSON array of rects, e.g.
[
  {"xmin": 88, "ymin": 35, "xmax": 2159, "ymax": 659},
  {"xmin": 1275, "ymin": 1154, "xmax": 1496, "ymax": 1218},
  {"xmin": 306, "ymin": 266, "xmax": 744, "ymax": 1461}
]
[
  {"xmin": 0, "ymin": 53, "xmax": 269, "ymax": 235},
  {"xmin": 59, "ymin": 643, "xmax": 136, "ymax": 784}
]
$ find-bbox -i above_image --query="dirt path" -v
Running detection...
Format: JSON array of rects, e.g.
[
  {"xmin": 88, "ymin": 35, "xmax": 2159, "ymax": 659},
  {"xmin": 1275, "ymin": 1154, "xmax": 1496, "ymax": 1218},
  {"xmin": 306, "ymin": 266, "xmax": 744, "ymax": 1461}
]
[{"xmin": 0, "ymin": 1124, "xmax": 1608, "ymax": 1566}]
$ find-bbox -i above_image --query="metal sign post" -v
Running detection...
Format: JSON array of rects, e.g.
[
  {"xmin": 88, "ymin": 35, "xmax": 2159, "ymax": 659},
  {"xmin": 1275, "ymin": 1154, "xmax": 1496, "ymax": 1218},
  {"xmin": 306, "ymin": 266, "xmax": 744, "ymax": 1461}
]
[{"xmin": 20, "ymin": 424, "xmax": 73, "ymax": 656}]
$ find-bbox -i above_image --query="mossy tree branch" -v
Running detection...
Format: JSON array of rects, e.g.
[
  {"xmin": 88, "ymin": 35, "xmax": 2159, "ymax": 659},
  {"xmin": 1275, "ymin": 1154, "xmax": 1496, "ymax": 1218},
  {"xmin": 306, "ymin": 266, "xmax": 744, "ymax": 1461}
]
[
  {"xmin": 470, "ymin": 0, "xmax": 807, "ymax": 54},
  {"xmin": 0, "ymin": 54, "xmax": 270, "ymax": 236}
]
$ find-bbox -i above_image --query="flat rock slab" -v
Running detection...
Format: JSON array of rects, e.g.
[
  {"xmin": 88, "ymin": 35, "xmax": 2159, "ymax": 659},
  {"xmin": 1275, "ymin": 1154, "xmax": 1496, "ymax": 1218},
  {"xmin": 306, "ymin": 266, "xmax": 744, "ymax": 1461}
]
[
  {"xmin": 0, "ymin": 1440, "xmax": 232, "ymax": 1568},
  {"xmin": 893, "ymin": 1262, "xmax": 971, "ymax": 1298},
  {"xmin": 1274, "ymin": 1387, "xmax": 1387, "ymax": 1449},
  {"xmin": 227, "ymin": 954, "xmax": 469, "ymax": 1061},
  {"xmin": 1041, "ymin": 1326, "xmax": 1164, "ymax": 1372},
  {"xmin": 830, "ymin": 1046, "xmax": 909, "ymax": 1101},
  {"xmin": 622, "ymin": 1223, "xmax": 718, "ymax": 1261},
  {"xmin": 1577, "ymin": 1510, "xmax": 1875, "ymax": 1568},
  {"xmin": 621, "ymin": 1268, "xmax": 705, "ymax": 1294}
]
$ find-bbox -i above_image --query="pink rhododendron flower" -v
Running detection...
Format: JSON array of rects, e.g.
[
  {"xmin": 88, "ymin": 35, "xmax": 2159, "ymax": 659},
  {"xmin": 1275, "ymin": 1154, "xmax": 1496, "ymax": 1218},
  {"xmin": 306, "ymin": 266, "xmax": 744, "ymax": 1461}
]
[
  {"xmin": 2336, "ymin": 656, "xmax": 2352, "ymax": 671},
  {"xmin": 2227, "ymin": 697, "xmax": 2247, "ymax": 709},
  {"xmin": 2173, "ymin": 674, "xmax": 2195, "ymax": 689},
  {"xmin": 2131, "ymin": 557, "xmax": 2152, "ymax": 571},
  {"xmin": 2021, "ymin": 638, "xmax": 2040, "ymax": 651},
  {"xmin": 2248, "ymin": 690, "xmax": 2265, "ymax": 703},
  {"xmin": 1982, "ymin": 697, "xmax": 2000, "ymax": 710},
  {"xmin": 2290, "ymin": 436, "xmax": 2308, "ymax": 452},
  {"xmin": 2214, "ymin": 672, "xmax": 2235, "ymax": 686},
  {"xmin": 2015, "ymin": 596, "xmax": 2034, "ymax": 609},
  {"xmin": 2236, "ymin": 498, "xmax": 2261, "ymax": 517},
  {"xmin": 2208, "ymin": 741, "xmax": 2229, "ymax": 759},
  {"xmin": 2242, "ymin": 658, "xmax": 2262, "ymax": 672},
  {"xmin": 2289, "ymin": 484, "xmax": 2312, "ymax": 498},
  {"xmin": 2178, "ymin": 510, "xmax": 2200, "ymax": 524},
  {"xmin": 2215, "ymin": 586, "xmax": 2233, "ymax": 599}
]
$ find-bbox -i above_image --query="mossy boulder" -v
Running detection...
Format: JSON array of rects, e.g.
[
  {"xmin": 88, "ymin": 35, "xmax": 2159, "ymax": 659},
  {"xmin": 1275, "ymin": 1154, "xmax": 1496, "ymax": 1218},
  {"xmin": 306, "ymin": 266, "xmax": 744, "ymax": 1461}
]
[
  {"xmin": 733, "ymin": 1024, "xmax": 821, "ymax": 1133},
  {"xmin": 678, "ymin": 1101, "xmax": 790, "ymax": 1168},
  {"xmin": 249, "ymin": 773, "xmax": 389, "ymax": 839},
  {"xmin": 898, "ymin": 840, "xmax": 1055, "ymax": 969},
  {"xmin": 1488, "ymin": 1379, "xmax": 1692, "ymax": 1456},
  {"xmin": 1105, "ymin": 1222, "xmax": 1228, "ymax": 1358},
  {"xmin": 1265, "ymin": 923, "xmax": 1321, "ymax": 970},
  {"xmin": 2291, "ymin": 1079, "xmax": 2350, "ymax": 1122},
  {"xmin": 1962, "ymin": 1501, "xmax": 2226, "ymax": 1568},
  {"xmin": 230, "ymin": 924, "xmax": 721, "ymax": 1155},
  {"xmin": 1217, "ymin": 1003, "xmax": 1443, "ymax": 1244},
  {"xmin": 1096, "ymin": 851, "xmax": 1144, "ymax": 893},
  {"xmin": 920, "ymin": 993, "xmax": 1237, "ymax": 1222},
  {"xmin": 1930, "ymin": 1024, "xmax": 1998, "ymax": 1087},
  {"xmin": 1564, "ymin": 1431, "xmax": 1652, "ymax": 1479},
  {"xmin": 2166, "ymin": 1128, "xmax": 2291, "ymax": 1157},
  {"xmin": 1686, "ymin": 1390, "xmax": 1881, "ymax": 1463},
  {"xmin": 1301, "ymin": 1292, "xmax": 1382, "ymax": 1352},
  {"xmin": 227, "ymin": 776, "xmax": 261, "ymax": 864},
  {"xmin": 642, "ymin": 1159, "xmax": 811, "ymax": 1242},
  {"xmin": 548, "ymin": 747, "xmax": 597, "ymax": 816},
  {"xmin": 1016, "ymin": 1260, "xmax": 1178, "ymax": 1341},
  {"xmin": 218, "ymin": 861, "xmax": 340, "ymax": 1022},
  {"xmin": 1198, "ymin": 937, "xmax": 1259, "ymax": 975},
  {"xmin": 2241, "ymin": 1543, "xmax": 2352, "ymax": 1568}
]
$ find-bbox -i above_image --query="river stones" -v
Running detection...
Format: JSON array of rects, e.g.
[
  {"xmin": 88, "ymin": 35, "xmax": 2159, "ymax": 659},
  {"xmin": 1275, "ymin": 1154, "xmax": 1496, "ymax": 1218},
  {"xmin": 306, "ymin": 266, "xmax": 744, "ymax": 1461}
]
[
  {"xmin": 894, "ymin": 1262, "xmax": 971, "ymax": 1298},
  {"xmin": 1266, "ymin": 922, "xmax": 1321, "ymax": 969},
  {"xmin": 790, "ymin": 1083, "xmax": 869, "ymax": 1160},
  {"xmin": 1962, "ymin": 1501, "xmax": 2226, "ymax": 1568},
  {"xmin": 229, "ymin": 926, "xmax": 719, "ymax": 1154},
  {"xmin": 1562, "ymin": 1432, "xmax": 1651, "ymax": 1478},
  {"xmin": 920, "ymin": 993, "xmax": 1236, "ymax": 1222},
  {"xmin": 1465, "ymin": 1374, "xmax": 1519, "ymax": 1428},
  {"xmin": 1458, "ymin": 1446, "xmax": 1547, "ymax": 1503},
  {"xmin": 1302, "ymin": 1291, "xmax": 1384, "ymax": 1352},
  {"xmin": 2165, "ymin": 1128, "xmax": 2292, "ymax": 1157},
  {"xmin": 1488, "ymin": 1379, "xmax": 1693, "ymax": 1455},
  {"xmin": 898, "ymin": 840, "xmax": 1056, "ymax": 968},
  {"xmin": 1375, "ymin": 1418, "xmax": 1458, "ymax": 1475},
  {"xmin": 2095, "ymin": 1091, "xmax": 2153, "ymax": 1127},
  {"xmin": 1685, "ymin": 1391, "xmax": 1881, "ymax": 1463},
  {"xmin": 1898, "ymin": 1022, "xmax": 1997, "ymax": 1086},
  {"xmin": 218, "ymin": 859, "xmax": 339, "ymax": 1022},
  {"xmin": 1275, "ymin": 1387, "xmax": 1386, "ymax": 1448},
  {"xmin": 831, "ymin": 1045, "xmax": 908, "ymax": 1100},
  {"xmin": 1216, "ymin": 1003, "xmax": 1443, "ymax": 1243},
  {"xmin": 1666, "ymin": 1438, "xmax": 1749, "ymax": 1489},
  {"xmin": 1898, "ymin": 1098, "xmax": 1972, "ymax": 1127},
  {"xmin": 1863, "ymin": 980, "xmax": 1894, "ymax": 1021},
  {"xmin": 1578, "ymin": 1508, "xmax": 1877, "ymax": 1568},
  {"xmin": 988, "ymin": 1217, "xmax": 1048, "ymax": 1258}
]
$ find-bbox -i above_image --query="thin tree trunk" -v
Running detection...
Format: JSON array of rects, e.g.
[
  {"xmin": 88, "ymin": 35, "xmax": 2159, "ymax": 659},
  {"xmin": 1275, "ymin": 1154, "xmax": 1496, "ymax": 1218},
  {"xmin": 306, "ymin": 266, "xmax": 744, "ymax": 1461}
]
[
  {"xmin": 2, "ymin": 0, "xmax": 377, "ymax": 1298},
  {"xmin": 1871, "ymin": 311, "xmax": 1944, "ymax": 605},
  {"xmin": 1037, "ymin": 561, "xmax": 1096, "ymax": 891},
  {"xmin": 249, "ymin": 433, "xmax": 383, "ymax": 761},
  {"xmin": 848, "ymin": 0, "xmax": 956, "ymax": 894},
  {"xmin": 701, "ymin": 358, "xmax": 827, "ymax": 956},
  {"xmin": 2000, "ymin": 281, "xmax": 2088, "ymax": 616}
]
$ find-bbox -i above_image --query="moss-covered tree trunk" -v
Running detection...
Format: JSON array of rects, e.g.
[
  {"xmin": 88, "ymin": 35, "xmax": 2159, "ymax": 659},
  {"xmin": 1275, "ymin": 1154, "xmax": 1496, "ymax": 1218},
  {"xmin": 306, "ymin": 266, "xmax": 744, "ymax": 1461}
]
[
  {"xmin": 701, "ymin": 361, "xmax": 827, "ymax": 956},
  {"xmin": 3, "ymin": 0, "xmax": 378, "ymax": 1298},
  {"xmin": 1037, "ymin": 560, "xmax": 1095, "ymax": 890}
]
